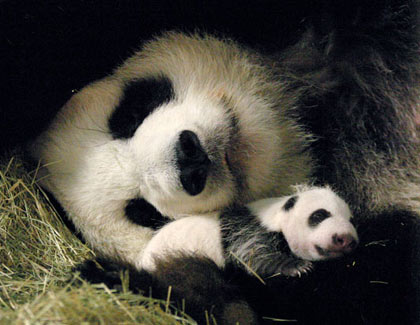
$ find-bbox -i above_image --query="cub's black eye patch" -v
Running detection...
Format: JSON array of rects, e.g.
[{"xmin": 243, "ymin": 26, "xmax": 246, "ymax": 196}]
[
  {"xmin": 283, "ymin": 196, "xmax": 298, "ymax": 211},
  {"xmin": 108, "ymin": 77, "xmax": 174, "ymax": 139},
  {"xmin": 308, "ymin": 209, "xmax": 331, "ymax": 228}
]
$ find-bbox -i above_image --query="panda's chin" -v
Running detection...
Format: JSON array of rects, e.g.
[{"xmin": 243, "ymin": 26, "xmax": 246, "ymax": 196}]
[{"xmin": 167, "ymin": 182, "xmax": 237, "ymax": 217}]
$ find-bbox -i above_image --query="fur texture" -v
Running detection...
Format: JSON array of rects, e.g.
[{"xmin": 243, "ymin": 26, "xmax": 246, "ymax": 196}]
[
  {"xmin": 227, "ymin": 186, "xmax": 358, "ymax": 273},
  {"xmin": 5, "ymin": 0, "xmax": 419, "ymax": 324},
  {"xmin": 281, "ymin": 1, "xmax": 420, "ymax": 214},
  {"xmin": 78, "ymin": 255, "xmax": 258, "ymax": 325}
]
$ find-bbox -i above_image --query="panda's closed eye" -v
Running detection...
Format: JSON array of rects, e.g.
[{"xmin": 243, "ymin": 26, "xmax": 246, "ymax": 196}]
[{"xmin": 308, "ymin": 209, "xmax": 331, "ymax": 227}]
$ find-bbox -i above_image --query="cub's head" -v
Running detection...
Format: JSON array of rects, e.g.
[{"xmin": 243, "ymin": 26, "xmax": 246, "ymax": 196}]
[{"xmin": 281, "ymin": 187, "xmax": 359, "ymax": 261}]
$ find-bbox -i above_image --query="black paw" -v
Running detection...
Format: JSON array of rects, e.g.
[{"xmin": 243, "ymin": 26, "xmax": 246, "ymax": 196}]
[
  {"xmin": 259, "ymin": 256, "xmax": 313, "ymax": 278},
  {"xmin": 75, "ymin": 259, "xmax": 126, "ymax": 289},
  {"xmin": 276, "ymin": 259, "xmax": 313, "ymax": 277},
  {"xmin": 75, "ymin": 258, "xmax": 154, "ymax": 294}
]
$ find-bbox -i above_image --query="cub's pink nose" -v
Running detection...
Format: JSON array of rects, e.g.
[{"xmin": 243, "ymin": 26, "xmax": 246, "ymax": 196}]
[{"xmin": 332, "ymin": 233, "xmax": 358, "ymax": 253}]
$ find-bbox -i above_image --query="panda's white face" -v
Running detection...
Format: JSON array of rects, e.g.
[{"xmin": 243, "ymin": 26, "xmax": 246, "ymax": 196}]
[
  {"xmin": 128, "ymin": 87, "xmax": 239, "ymax": 216},
  {"xmin": 281, "ymin": 188, "xmax": 359, "ymax": 261}
]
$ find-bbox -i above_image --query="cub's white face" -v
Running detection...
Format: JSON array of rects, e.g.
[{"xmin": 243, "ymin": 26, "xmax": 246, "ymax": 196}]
[{"xmin": 282, "ymin": 188, "xmax": 359, "ymax": 261}]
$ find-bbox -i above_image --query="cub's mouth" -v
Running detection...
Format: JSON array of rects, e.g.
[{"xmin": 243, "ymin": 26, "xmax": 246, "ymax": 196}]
[{"xmin": 315, "ymin": 233, "xmax": 358, "ymax": 259}]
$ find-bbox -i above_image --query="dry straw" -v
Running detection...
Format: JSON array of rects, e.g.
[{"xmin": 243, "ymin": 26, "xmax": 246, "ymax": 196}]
[{"xmin": 0, "ymin": 151, "xmax": 195, "ymax": 324}]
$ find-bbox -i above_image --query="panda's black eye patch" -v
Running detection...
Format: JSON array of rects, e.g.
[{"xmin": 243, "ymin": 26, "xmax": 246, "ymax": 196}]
[
  {"xmin": 125, "ymin": 198, "xmax": 170, "ymax": 230},
  {"xmin": 308, "ymin": 209, "xmax": 331, "ymax": 227},
  {"xmin": 283, "ymin": 196, "xmax": 298, "ymax": 211},
  {"xmin": 108, "ymin": 77, "xmax": 174, "ymax": 139}
]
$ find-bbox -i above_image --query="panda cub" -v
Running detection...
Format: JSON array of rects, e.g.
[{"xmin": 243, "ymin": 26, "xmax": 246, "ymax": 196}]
[{"xmin": 141, "ymin": 186, "xmax": 358, "ymax": 278}]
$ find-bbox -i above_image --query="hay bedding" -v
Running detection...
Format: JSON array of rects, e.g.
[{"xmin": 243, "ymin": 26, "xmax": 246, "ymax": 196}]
[{"xmin": 0, "ymin": 152, "xmax": 194, "ymax": 325}]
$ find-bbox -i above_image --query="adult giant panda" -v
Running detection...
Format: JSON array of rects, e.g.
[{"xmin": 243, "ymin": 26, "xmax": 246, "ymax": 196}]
[
  {"xmin": 30, "ymin": 31, "xmax": 314, "ymax": 269},
  {"xmin": 27, "ymin": 0, "xmax": 420, "ymax": 324}
]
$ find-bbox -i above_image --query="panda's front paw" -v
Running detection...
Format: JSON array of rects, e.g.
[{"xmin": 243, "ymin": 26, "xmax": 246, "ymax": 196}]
[
  {"xmin": 280, "ymin": 258, "xmax": 313, "ymax": 277},
  {"xmin": 268, "ymin": 258, "xmax": 313, "ymax": 278},
  {"xmin": 76, "ymin": 258, "xmax": 125, "ymax": 289}
]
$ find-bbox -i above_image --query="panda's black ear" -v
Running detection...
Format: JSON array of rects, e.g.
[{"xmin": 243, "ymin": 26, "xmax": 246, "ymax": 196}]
[
  {"xmin": 108, "ymin": 77, "xmax": 174, "ymax": 139},
  {"xmin": 283, "ymin": 196, "xmax": 298, "ymax": 211}
]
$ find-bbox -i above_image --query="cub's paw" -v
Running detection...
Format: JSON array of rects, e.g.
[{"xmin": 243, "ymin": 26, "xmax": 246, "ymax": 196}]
[
  {"xmin": 265, "ymin": 257, "xmax": 313, "ymax": 278},
  {"xmin": 279, "ymin": 258, "xmax": 313, "ymax": 277}
]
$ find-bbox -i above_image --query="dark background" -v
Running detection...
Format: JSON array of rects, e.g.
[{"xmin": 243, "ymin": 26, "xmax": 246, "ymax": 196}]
[{"xmin": 1, "ymin": 0, "xmax": 317, "ymax": 152}]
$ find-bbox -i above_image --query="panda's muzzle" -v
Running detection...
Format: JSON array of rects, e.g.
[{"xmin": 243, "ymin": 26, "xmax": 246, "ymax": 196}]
[{"xmin": 176, "ymin": 130, "xmax": 210, "ymax": 196}]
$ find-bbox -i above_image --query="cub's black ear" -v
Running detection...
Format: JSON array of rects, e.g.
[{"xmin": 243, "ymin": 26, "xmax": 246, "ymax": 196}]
[{"xmin": 283, "ymin": 195, "xmax": 298, "ymax": 211}]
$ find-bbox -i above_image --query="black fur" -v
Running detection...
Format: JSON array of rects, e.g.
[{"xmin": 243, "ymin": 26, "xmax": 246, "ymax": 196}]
[
  {"xmin": 254, "ymin": 209, "xmax": 420, "ymax": 325},
  {"xmin": 308, "ymin": 209, "xmax": 332, "ymax": 228},
  {"xmin": 280, "ymin": 0, "xmax": 420, "ymax": 214},
  {"xmin": 283, "ymin": 196, "xmax": 298, "ymax": 211},
  {"xmin": 0, "ymin": 0, "xmax": 357, "ymax": 152},
  {"xmin": 108, "ymin": 77, "xmax": 174, "ymax": 139},
  {"xmin": 124, "ymin": 198, "xmax": 170, "ymax": 229}
]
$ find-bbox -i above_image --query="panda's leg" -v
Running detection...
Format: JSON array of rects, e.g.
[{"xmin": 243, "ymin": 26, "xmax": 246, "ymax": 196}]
[
  {"xmin": 140, "ymin": 214, "xmax": 225, "ymax": 272},
  {"xmin": 77, "ymin": 255, "xmax": 258, "ymax": 325},
  {"xmin": 143, "ymin": 254, "xmax": 258, "ymax": 325}
]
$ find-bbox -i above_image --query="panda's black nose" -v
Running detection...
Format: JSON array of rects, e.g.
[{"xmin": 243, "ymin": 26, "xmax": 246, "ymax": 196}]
[{"xmin": 176, "ymin": 130, "xmax": 210, "ymax": 196}]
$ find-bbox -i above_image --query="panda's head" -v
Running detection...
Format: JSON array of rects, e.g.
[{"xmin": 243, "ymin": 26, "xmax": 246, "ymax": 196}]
[
  {"xmin": 281, "ymin": 187, "xmax": 359, "ymax": 261},
  {"xmin": 36, "ymin": 33, "xmax": 312, "ymax": 219}
]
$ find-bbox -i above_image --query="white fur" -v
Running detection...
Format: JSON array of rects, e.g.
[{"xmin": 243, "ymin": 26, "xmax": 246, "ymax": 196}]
[{"xmin": 141, "ymin": 213, "xmax": 224, "ymax": 271}]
